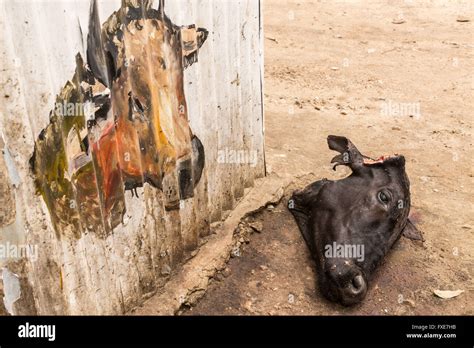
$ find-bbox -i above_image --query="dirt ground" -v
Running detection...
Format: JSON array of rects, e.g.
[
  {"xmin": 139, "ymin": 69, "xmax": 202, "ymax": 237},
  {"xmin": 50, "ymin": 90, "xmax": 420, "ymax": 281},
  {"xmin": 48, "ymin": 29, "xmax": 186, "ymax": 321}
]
[{"xmin": 183, "ymin": 0, "xmax": 473, "ymax": 315}]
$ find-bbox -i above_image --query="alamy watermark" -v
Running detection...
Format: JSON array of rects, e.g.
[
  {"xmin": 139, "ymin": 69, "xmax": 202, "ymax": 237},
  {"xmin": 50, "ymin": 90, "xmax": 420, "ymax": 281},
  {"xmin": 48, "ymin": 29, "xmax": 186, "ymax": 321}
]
[
  {"xmin": 18, "ymin": 322, "xmax": 55, "ymax": 342},
  {"xmin": 325, "ymin": 242, "xmax": 365, "ymax": 262},
  {"xmin": 217, "ymin": 148, "xmax": 258, "ymax": 167},
  {"xmin": 380, "ymin": 100, "xmax": 421, "ymax": 119},
  {"xmin": 0, "ymin": 242, "xmax": 38, "ymax": 262},
  {"xmin": 54, "ymin": 101, "xmax": 94, "ymax": 118}
]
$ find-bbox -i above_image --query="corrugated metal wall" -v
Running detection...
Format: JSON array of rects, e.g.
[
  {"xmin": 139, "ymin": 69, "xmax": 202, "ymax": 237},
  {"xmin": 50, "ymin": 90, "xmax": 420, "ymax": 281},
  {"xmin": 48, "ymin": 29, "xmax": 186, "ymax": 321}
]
[{"xmin": 0, "ymin": 0, "xmax": 264, "ymax": 315}]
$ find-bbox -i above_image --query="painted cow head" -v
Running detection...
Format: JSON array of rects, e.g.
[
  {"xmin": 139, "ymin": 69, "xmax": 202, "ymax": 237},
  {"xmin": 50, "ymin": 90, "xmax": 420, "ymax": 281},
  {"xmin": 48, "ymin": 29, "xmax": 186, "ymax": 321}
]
[
  {"xmin": 30, "ymin": 0, "xmax": 208, "ymax": 237},
  {"xmin": 289, "ymin": 136, "xmax": 423, "ymax": 306},
  {"xmin": 86, "ymin": 0, "xmax": 207, "ymax": 208}
]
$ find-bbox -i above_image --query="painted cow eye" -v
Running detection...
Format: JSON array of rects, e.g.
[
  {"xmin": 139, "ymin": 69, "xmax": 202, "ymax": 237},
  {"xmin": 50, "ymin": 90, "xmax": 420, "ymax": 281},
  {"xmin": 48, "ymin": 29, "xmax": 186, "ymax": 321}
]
[{"xmin": 378, "ymin": 191, "xmax": 390, "ymax": 204}]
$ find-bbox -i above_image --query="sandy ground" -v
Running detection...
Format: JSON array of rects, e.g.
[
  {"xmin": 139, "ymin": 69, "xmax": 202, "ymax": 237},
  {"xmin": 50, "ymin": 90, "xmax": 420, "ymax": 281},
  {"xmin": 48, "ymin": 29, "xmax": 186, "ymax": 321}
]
[{"xmin": 182, "ymin": 0, "xmax": 474, "ymax": 315}]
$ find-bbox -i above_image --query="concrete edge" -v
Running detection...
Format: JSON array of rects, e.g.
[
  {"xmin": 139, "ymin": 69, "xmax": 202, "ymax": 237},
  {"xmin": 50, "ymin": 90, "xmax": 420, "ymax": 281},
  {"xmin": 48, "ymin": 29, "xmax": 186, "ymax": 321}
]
[{"xmin": 130, "ymin": 174, "xmax": 293, "ymax": 315}]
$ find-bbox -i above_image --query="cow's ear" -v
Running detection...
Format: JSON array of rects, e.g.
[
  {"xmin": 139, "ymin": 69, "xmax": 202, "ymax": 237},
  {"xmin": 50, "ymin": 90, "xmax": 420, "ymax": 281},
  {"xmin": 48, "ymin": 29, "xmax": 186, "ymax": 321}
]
[
  {"xmin": 180, "ymin": 25, "xmax": 208, "ymax": 69},
  {"xmin": 327, "ymin": 135, "xmax": 364, "ymax": 171},
  {"xmin": 196, "ymin": 27, "xmax": 209, "ymax": 50},
  {"xmin": 87, "ymin": 0, "xmax": 110, "ymax": 87},
  {"xmin": 402, "ymin": 219, "xmax": 424, "ymax": 241}
]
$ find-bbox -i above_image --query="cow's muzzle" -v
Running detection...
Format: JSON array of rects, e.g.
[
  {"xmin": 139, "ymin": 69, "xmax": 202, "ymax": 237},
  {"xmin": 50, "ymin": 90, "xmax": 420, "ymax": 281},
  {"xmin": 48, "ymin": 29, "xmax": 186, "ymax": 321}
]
[
  {"xmin": 324, "ymin": 262, "xmax": 368, "ymax": 306},
  {"xmin": 340, "ymin": 273, "xmax": 367, "ymax": 305}
]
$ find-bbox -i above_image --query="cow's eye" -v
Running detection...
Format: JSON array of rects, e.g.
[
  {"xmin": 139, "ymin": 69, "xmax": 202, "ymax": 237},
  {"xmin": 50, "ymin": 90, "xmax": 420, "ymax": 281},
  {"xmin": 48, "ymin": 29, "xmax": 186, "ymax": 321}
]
[
  {"xmin": 378, "ymin": 191, "xmax": 391, "ymax": 204},
  {"xmin": 132, "ymin": 97, "xmax": 145, "ymax": 114}
]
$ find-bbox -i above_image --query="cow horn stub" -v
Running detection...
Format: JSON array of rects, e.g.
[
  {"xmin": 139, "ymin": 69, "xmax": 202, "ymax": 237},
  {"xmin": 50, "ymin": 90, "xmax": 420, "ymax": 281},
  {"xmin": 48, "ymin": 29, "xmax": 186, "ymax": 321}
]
[
  {"xmin": 158, "ymin": 0, "xmax": 165, "ymax": 16},
  {"xmin": 87, "ymin": 0, "xmax": 109, "ymax": 87}
]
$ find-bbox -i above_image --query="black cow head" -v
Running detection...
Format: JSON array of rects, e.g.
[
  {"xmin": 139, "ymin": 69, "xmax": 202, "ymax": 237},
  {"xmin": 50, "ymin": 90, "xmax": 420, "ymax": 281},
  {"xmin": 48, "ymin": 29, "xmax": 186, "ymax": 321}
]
[{"xmin": 289, "ymin": 136, "xmax": 423, "ymax": 306}]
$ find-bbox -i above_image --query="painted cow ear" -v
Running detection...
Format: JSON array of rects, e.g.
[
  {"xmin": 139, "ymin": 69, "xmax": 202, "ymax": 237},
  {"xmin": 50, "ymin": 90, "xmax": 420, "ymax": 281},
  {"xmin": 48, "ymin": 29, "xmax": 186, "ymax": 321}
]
[
  {"xmin": 196, "ymin": 28, "xmax": 209, "ymax": 49},
  {"xmin": 402, "ymin": 219, "xmax": 424, "ymax": 241},
  {"xmin": 180, "ymin": 25, "xmax": 208, "ymax": 69},
  {"xmin": 327, "ymin": 135, "xmax": 364, "ymax": 171}
]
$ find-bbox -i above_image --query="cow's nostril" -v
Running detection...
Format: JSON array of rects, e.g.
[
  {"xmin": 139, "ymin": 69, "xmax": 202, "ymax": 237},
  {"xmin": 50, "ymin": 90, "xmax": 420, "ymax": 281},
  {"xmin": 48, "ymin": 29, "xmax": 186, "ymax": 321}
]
[
  {"xmin": 338, "ymin": 274, "xmax": 368, "ymax": 305},
  {"xmin": 352, "ymin": 275, "xmax": 363, "ymax": 290},
  {"xmin": 349, "ymin": 274, "xmax": 366, "ymax": 295}
]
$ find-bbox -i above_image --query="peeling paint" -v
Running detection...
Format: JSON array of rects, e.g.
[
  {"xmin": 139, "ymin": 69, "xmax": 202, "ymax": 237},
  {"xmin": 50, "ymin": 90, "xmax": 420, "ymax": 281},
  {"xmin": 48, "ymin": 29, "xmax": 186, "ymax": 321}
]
[
  {"xmin": 2, "ymin": 267, "xmax": 21, "ymax": 315},
  {"xmin": 0, "ymin": 194, "xmax": 28, "ymax": 266},
  {"xmin": 1, "ymin": 133, "xmax": 21, "ymax": 188},
  {"xmin": 0, "ymin": 141, "xmax": 16, "ymax": 227}
]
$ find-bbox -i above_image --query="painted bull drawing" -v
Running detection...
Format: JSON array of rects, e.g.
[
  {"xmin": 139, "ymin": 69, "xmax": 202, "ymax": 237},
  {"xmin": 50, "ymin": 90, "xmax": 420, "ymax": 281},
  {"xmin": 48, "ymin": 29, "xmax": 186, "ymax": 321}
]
[
  {"xmin": 30, "ymin": 0, "xmax": 207, "ymax": 238},
  {"xmin": 288, "ymin": 136, "xmax": 423, "ymax": 305}
]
